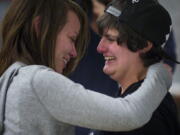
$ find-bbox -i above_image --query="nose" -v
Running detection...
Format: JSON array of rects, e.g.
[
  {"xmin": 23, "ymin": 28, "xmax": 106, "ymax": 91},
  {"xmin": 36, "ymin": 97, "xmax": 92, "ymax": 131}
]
[
  {"xmin": 97, "ymin": 38, "xmax": 107, "ymax": 54},
  {"xmin": 70, "ymin": 45, "xmax": 77, "ymax": 58}
]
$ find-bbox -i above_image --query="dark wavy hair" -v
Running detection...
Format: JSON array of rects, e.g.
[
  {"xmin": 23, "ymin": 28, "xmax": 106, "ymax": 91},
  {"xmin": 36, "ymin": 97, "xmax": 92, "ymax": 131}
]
[{"xmin": 96, "ymin": 0, "xmax": 112, "ymax": 6}]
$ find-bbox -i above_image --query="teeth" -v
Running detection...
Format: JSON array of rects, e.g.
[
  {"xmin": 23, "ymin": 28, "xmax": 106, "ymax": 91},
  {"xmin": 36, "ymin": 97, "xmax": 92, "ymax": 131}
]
[
  {"xmin": 63, "ymin": 59, "xmax": 68, "ymax": 65},
  {"xmin": 105, "ymin": 56, "xmax": 115, "ymax": 61}
]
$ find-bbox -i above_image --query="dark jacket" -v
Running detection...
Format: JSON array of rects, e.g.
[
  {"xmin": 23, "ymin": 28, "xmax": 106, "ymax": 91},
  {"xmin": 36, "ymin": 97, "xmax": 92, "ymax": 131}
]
[{"xmin": 95, "ymin": 80, "xmax": 180, "ymax": 135}]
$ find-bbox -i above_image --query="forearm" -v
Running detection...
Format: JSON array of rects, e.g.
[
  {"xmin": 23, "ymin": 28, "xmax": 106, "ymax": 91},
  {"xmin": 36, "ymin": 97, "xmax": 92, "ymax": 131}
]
[
  {"xmin": 32, "ymin": 63, "xmax": 171, "ymax": 131},
  {"xmin": 119, "ymin": 63, "xmax": 172, "ymax": 130}
]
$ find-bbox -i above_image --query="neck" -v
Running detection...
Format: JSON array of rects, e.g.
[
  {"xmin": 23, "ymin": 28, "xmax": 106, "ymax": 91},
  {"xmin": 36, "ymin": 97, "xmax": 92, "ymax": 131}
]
[{"xmin": 119, "ymin": 65, "xmax": 148, "ymax": 94}]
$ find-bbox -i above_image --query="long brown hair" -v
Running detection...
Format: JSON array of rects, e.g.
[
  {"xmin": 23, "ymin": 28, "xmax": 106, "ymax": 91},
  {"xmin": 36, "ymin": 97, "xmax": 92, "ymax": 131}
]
[{"xmin": 0, "ymin": 0, "xmax": 88, "ymax": 75}]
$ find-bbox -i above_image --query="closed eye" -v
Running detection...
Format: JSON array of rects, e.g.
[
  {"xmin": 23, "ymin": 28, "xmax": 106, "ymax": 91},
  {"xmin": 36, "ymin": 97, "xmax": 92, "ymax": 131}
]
[
  {"xmin": 104, "ymin": 35, "xmax": 117, "ymax": 42},
  {"xmin": 103, "ymin": 34, "xmax": 118, "ymax": 42},
  {"xmin": 69, "ymin": 36, "xmax": 77, "ymax": 43},
  {"xmin": 107, "ymin": 37, "xmax": 116, "ymax": 42}
]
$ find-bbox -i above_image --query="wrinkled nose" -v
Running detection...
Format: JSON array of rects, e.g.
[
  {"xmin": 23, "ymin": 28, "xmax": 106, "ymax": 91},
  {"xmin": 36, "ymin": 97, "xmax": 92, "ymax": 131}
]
[{"xmin": 97, "ymin": 38, "xmax": 107, "ymax": 54}]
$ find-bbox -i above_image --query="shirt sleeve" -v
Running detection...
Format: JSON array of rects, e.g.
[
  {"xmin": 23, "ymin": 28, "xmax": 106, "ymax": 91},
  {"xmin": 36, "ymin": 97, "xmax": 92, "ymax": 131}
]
[{"xmin": 32, "ymin": 63, "xmax": 171, "ymax": 131}]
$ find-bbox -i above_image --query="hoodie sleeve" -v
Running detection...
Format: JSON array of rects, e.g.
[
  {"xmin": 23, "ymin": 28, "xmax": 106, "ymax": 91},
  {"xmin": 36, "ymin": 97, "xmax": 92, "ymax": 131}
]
[{"xmin": 32, "ymin": 63, "xmax": 171, "ymax": 131}]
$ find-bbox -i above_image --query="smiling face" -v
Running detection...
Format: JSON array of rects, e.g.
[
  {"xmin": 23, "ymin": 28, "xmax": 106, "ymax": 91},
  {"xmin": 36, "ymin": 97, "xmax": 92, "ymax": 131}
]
[
  {"xmin": 97, "ymin": 28, "xmax": 143, "ymax": 83},
  {"xmin": 54, "ymin": 10, "xmax": 80, "ymax": 73}
]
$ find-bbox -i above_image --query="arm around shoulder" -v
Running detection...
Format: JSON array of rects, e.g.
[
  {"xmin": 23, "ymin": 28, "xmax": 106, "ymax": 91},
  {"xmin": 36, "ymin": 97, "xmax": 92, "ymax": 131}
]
[{"xmin": 31, "ymin": 63, "xmax": 171, "ymax": 131}]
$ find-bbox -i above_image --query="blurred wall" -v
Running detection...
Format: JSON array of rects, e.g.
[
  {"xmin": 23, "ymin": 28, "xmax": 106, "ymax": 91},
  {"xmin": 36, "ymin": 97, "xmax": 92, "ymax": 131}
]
[
  {"xmin": 158, "ymin": 0, "xmax": 180, "ymax": 92},
  {"xmin": 159, "ymin": 0, "xmax": 180, "ymax": 122}
]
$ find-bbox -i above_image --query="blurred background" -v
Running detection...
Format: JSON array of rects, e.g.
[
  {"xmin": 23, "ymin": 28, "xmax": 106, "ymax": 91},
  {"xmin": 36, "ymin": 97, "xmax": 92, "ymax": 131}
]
[
  {"xmin": 158, "ymin": 0, "xmax": 180, "ymax": 112},
  {"xmin": 1, "ymin": 0, "xmax": 180, "ymax": 122}
]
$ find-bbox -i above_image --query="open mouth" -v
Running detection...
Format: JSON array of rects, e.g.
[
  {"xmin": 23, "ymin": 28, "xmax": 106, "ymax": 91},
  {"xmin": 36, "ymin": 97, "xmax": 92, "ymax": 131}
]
[
  {"xmin": 63, "ymin": 58, "xmax": 70, "ymax": 66},
  {"xmin": 63, "ymin": 59, "xmax": 68, "ymax": 65},
  {"xmin": 104, "ymin": 56, "xmax": 116, "ymax": 61}
]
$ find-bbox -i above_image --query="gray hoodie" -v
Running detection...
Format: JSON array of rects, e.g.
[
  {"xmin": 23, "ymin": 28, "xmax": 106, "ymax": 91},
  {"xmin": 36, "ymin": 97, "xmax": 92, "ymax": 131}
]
[
  {"xmin": 0, "ymin": 62, "xmax": 171, "ymax": 135},
  {"xmin": 0, "ymin": 62, "xmax": 26, "ymax": 134}
]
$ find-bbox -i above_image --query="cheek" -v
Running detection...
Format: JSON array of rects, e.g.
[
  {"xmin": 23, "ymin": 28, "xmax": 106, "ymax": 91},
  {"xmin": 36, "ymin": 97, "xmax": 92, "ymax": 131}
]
[
  {"xmin": 55, "ymin": 32, "xmax": 66, "ymax": 51},
  {"xmin": 115, "ymin": 50, "xmax": 131, "ymax": 65},
  {"xmin": 55, "ymin": 38, "xmax": 65, "ymax": 56},
  {"xmin": 117, "ymin": 52, "xmax": 136, "ymax": 69},
  {"xmin": 55, "ymin": 39, "xmax": 62, "ymax": 51}
]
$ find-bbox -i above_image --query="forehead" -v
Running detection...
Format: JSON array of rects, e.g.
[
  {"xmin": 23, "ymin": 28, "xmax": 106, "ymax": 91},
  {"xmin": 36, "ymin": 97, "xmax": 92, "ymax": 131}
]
[
  {"xmin": 65, "ymin": 10, "xmax": 80, "ymax": 33},
  {"xmin": 103, "ymin": 28, "xmax": 119, "ymax": 36}
]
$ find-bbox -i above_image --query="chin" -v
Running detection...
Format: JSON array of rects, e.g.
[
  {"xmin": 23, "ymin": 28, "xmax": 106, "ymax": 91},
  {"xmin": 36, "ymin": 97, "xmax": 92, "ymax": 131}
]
[
  {"xmin": 55, "ymin": 68, "xmax": 63, "ymax": 74},
  {"xmin": 55, "ymin": 63, "xmax": 64, "ymax": 74},
  {"xmin": 104, "ymin": 69, "xmax": 120, "ymax": 81},
  {"xmin": 103, "ymin": 68, "xmax": 113, "ymax": 76},
  {"xmin": 57, "ymin": 70, "xmax": 63, "ymax": 74}
]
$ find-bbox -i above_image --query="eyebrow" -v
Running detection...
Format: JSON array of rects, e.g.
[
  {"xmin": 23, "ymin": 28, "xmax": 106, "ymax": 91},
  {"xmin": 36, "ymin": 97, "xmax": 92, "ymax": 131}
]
[{"xmin": 104, "ymin": 33, "xmax": 118, "ymax": 39}]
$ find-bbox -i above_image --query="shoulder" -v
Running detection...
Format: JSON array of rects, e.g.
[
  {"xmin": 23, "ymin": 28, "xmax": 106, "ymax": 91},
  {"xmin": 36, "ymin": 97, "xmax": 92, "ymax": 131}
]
[
  {"xmin": 8, "ymin": 62, "xmax": 57, "ymax": 87},
  {"xmin": 18, "ymin": 64, "xmax": 60, "ymax": 86},
  {"xmin": 19, "ymin": 64, "xmax": 75, "ymax": 89},
  {"xmin": 12, "ymin": 62, "xmax": 78, "ymax": 95},
  {"xmin": 20, "ymin": 64, "xmax": 53, "ymax": 75}
]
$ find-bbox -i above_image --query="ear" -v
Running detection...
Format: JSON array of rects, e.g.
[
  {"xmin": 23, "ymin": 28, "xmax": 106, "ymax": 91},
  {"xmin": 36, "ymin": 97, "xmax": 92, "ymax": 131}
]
[
  {"xmin": 33, "ymin": 16, "xmax": 40, "ymax": 36},
  {"xmin": 138, "ymin": 41, "xmax": 153, "ymax": 54}
]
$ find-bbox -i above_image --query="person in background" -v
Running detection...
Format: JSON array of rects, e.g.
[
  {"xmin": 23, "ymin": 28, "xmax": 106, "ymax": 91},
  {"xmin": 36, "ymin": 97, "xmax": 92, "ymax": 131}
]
[
  {"xmin": 91, "ymin": 0, "xmax": 112, "ymax": 34},
  {"xmin": 163, "ymin": 30, "xmax": 177, "ymax": 73},
  {"xmin": 92, "ymin": 0, "xmax": 180, "ymax": 134},
  {"xmin": 0, "ymin": 0, "xmax": 172, "ymax": 134},
  {"xmin": 92, "ymin": 0, "xmax": 111, "ymax": 18},
  {"xmin": 70, "ymin": 1, "xmax": 118, "ymax": 134},
  {"xmin": 70, "ymin": 0, "xmax": 118, "ymax": 100}
]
